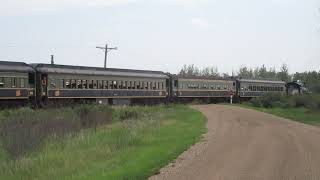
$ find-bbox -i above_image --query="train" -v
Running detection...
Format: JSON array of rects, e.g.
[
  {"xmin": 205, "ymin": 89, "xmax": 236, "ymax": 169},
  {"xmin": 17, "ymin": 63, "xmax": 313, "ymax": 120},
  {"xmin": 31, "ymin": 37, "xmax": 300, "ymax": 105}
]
[{"xmin": 0, "ymin": 61, "xmax": 287, "ymax": 107}]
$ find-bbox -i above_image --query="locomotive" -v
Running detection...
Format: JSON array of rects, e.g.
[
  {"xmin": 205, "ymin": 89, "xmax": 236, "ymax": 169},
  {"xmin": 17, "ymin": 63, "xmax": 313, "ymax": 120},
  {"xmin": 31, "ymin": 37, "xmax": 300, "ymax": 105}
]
[{"xmin": 0, "ymin": 61, "xmax": 287, "ymax": 106}]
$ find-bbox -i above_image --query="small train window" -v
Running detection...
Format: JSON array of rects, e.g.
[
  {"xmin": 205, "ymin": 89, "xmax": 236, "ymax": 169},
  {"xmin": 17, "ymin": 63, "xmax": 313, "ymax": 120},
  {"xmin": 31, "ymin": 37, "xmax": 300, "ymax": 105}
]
[
  {"xmin": 174, "ymin": 80, "xmax": 178, "ymax": 88},
  {"xmin": 12, "ymin": 77, "xmax": 17, "ymax": 88},
  {"xmin": 50, "ymin": 79, "xmax": 56, "ymax": 88},
  {"xmin": 0, "ymin": 77, "xmax": 4, "ymax": 88},
  {"xmin": 104, "ymin": 81, "xmax": 108, "ymax": 89}
]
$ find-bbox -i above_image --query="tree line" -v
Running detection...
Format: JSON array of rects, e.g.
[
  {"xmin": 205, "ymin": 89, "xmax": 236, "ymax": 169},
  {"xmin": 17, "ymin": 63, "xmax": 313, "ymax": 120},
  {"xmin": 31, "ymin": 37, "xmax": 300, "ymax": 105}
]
[{"xmin": 178, "ymin": 64, "xmax": 320, "ymax": 93}]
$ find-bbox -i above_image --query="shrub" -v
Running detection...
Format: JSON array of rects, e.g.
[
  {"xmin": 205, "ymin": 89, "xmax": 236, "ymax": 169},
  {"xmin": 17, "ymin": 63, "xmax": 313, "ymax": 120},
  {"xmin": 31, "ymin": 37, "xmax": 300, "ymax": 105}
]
[
  {"xmin": 249, "ymin": 98, "xmax": 262, "ymax": 107},
  {"xmin": 118, "ymin": 108, "xmax": 139, "ymax": 121},
  {"xmin": 249, "ymin": 93, "xmax": 320, "ymax": 111}
]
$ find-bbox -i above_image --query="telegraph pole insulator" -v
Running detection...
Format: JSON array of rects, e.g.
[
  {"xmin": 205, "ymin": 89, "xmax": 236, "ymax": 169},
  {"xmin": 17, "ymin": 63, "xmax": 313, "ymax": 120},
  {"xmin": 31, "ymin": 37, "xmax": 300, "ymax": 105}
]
[{"xmin": 96, "ymin": 44, "xmax": 118, "ymax": 68}]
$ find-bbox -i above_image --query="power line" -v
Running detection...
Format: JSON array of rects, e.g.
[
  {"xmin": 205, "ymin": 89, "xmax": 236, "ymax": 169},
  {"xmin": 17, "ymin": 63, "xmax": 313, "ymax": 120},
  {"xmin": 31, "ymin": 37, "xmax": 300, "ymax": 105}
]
[{"xmin": 96, "ymin": 43, "xmax": 118, "ymax": 68}]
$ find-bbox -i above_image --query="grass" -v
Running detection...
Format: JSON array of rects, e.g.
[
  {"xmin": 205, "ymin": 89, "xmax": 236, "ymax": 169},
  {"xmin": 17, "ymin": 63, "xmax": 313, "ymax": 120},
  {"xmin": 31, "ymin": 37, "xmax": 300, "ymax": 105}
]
[
  {"xmin": 237, "ymin": 103, "xmax": 320, "ymax": 125},
  {"xmin": 0, "ymin": 105, "xmax": 207, "ymax": 180}
]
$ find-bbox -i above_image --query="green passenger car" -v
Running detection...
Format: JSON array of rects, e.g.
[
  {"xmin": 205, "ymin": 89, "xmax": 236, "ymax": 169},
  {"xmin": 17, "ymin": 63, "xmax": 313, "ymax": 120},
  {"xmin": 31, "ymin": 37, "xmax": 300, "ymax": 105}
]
[
  {"xmin": 33, "ymin": 64, "xmax": 169, "ymax": 105},
  {"xmin": 171, "ymin": 76, "xmax": 236, "ymax": 99},
  {"xmin": 0, "ymin": 61, "xmax": 35, "ymax": 105}
]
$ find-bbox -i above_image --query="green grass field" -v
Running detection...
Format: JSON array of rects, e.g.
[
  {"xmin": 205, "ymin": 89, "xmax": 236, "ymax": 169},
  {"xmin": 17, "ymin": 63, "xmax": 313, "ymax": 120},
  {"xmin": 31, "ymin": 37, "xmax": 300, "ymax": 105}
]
[
  {"xmin": 0, "ymin": 105, "xmax": 207, "ymax": 180},
  {"xmin": 237, "ymin": 104, "xmax": 320, "ymax": 125}
]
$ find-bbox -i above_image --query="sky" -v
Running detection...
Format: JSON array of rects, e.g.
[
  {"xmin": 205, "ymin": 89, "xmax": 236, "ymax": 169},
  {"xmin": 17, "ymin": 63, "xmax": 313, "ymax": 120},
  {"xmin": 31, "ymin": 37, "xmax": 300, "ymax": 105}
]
[{"xmin": 0, "ymin": 0, "xmax": 319, "ymax": 74}]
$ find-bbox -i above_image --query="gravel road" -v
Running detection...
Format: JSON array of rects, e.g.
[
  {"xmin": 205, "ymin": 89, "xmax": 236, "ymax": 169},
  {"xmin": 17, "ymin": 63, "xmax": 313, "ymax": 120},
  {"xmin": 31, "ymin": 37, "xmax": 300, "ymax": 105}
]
[{"xmin": 150, "ymin": 105, "xmax": 320, "ymax": 180}]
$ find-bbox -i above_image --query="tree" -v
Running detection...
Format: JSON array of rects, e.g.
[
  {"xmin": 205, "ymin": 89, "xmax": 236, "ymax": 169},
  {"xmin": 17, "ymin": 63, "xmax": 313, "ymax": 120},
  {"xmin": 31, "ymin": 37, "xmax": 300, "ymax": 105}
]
[
  {"xmin": 238, "ymin": 66, "xmax": 253, "ymax": 79},
  {"xmin": 178, "ymin": 64, "xmax": 220, "ymax": 77},
  {"xmin": 277, "ymin": 64, "xmax": 291, "ymax": 82}
]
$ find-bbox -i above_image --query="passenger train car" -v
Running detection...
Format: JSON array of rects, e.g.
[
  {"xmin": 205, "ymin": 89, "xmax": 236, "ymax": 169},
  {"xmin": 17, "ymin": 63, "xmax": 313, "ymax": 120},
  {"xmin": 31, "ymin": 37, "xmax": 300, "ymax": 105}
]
[
  {"xmin": 0, "ymin": 60, "xmax": 290, "ymax": 106},
  {"xmin": 0, "ymin": 61, "xmax": 35, "ymax": 106},
  {"xmin": 32, "ymin": 63, "xmax": 170, "ymax": 105},
  {"xmin": 237, "ymin": 79, "xmax": 286, "ymax": 98},
  {"xmin": 171, "ymin": 76, "xmax": 235, "ymax": 102}
]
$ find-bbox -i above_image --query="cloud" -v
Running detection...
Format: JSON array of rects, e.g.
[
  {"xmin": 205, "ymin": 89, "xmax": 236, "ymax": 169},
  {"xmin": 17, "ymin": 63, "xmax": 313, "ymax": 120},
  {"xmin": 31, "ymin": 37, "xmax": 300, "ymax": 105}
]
[
  {"xmin": 0, "ymin": 0, "xmax": 136, "ymax": 16},
  {"xmin": 190, "ymin": 18, "xmax": 210, "ymax": 29}
]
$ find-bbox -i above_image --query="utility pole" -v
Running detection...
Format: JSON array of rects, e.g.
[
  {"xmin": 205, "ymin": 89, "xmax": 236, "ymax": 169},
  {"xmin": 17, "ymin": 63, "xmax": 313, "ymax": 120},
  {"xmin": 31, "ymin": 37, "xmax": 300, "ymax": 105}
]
[
  {"xmin": 96, "ymin": 44, "xmax": 118, "ymax": 68},
  {"xmin": 50, "ymin": 55, "xmax": 54, "ymax": 64}
]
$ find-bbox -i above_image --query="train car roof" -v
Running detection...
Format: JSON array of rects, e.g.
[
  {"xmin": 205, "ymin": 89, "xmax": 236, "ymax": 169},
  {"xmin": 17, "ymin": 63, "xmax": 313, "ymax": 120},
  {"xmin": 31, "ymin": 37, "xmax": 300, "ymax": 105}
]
[
  {"xmin": 173, "ymin": 75, "xmax": 236, "ymax": 81},
  {"xmin": 0, "ymin": 61, "xmax": 34, "ymax": 73},
  {"xmin": 32, "ymin": 63, "xmax": 169, "ymax": 79},
  {"xmin": 238, "ymin": 79, "xmax": 286, "ymax": 84}
]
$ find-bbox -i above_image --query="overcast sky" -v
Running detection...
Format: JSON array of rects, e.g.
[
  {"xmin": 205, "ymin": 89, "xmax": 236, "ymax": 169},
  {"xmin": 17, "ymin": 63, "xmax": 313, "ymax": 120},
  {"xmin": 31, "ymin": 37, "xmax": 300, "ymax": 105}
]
[{"xmin": 0, "ymin": 0, "xmax": 319, "ymax": 74}]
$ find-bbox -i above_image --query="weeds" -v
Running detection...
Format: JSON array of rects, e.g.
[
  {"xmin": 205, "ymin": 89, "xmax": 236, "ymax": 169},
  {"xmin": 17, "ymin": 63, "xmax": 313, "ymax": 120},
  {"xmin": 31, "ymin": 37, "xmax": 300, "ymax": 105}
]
[{"xmin": 0, "ymin": 105, "xmax": 112, "ymax": 158}]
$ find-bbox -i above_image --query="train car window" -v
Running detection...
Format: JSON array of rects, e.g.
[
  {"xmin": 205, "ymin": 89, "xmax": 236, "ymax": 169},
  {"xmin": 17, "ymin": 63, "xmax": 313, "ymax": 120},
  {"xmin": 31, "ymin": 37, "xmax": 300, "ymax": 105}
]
[
  {"xmin": 77, "ymin": 80, "xmax": 82, "ymax": 89},
  {"xmin": 126, "ymin": 81, "xmax": 130, "ymax": 89},
  {"xmin": 11, "ymin": 77, "xmax": 16, "ymax": 88},
  {"xmin": 82, "ymin": 80, "xmax": 87, "ymax": 89},
  {"xmin": 122, "ymin": 81, "xmax": 128, "ymax": 89},
  {"xmin": 127, "ymin": 81, "xmax": 131, "ymax": 89},
  {"xmin": 107, "ymin": 81, "xmax": 111, "ymax": 89},
  {"xmin": 118, "ymin": 81, "xmax": 122, "ymax": 89},
  {"xmin": 16, "ymin": 78, "xmax": 20, "ymax": 88},
  {"xmin": 103, "ymin": 81, "xmax": 108, "ymax": 89},
  {"xmin": 65, "ymin": 80, "xmax": 70, "ymax": 88},
  {"xmin": 71, "ymin": 80, "xmax": 76, "ymax": 89},
  {"xmin": 145, "ymin": 82, "xmax": 148, "ymax": 90},
  {"xmin": 4, "ymin": 78, "xmax": 10, "ymax": 88},
  {"xmin": 92, "ymin": 80, "xmax": 96, "ymax": 89},
  {"xmin": 173, "ymin": 80, "xmax": 178, "ymax": 88},
  {"xmin": 87, "ymin": 80, "xmax": 92, "ymax": 89},
  {"xmin": 50, "ymin": 79, "xmax": 56, "ymax": 89},
  {"xmin": 131, "ymin": 81, "xmax": 134, "ymax": 89},
  {"xmin": 112, "ymin": 81, "xmax": 117, "ymax": 89},
  {"xmin": 0, "ymin": 77, "xmax": 4, "ymax": 88},
  {"xmin": 98, "ymin": 80, "xmax": 103, "ymax": 89},
  {"xmin": 60, "ymin": 80, "xmax": 64, "ymax": 89},
  {"xmin": 137, "ymin": 81, "xmax": 140, "ymax": 89}
]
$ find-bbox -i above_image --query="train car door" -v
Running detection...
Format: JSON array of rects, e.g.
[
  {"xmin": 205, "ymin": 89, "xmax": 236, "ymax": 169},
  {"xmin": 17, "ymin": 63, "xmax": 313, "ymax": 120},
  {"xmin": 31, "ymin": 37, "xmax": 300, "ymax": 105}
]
[{"xmin": 41, "ymin": 74, "xmax": 48, "ymax": 97}]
